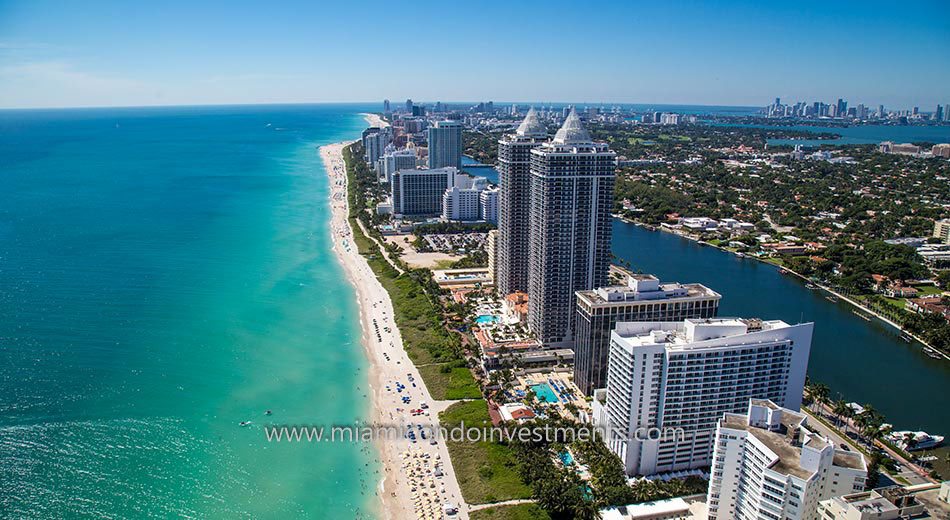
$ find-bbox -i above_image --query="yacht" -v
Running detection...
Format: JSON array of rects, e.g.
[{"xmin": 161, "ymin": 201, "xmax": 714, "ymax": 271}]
[{"xmin": 887, "ymin": 431, "xmax": 944, "ymax": 451}]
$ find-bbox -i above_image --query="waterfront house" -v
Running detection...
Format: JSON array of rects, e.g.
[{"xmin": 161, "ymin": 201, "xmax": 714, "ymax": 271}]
[{"xmin": 906, "ymin": 297, "xmax": 950, "ymax": 321}]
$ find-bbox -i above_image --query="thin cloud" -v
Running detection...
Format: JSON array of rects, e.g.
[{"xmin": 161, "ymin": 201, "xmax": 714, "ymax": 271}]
[
  {"xmin": 0, "ymin": 61, "xmax": 150, "ymax": 108},
  {"xmin": 199, "ymin": 73, "xmax": 308, "ymax": 84},
  {"xmin": 0, "ymin": 61, "xmax": 143, "ymax": 90}
]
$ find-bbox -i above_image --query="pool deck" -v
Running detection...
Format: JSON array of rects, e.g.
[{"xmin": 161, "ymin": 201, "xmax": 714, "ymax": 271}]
[{"xmin": 515, "ymin": 371, "xmax": 590, "ymax": 418}]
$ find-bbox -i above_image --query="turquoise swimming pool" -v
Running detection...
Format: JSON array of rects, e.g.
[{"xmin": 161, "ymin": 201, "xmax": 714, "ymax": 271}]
[
  {"xmin": 559, "ymin": 451, "xmax": 574, "ymax": 466},
  {"xmin": 475, "ymin": 315, "xmax": 498, "ymax": 324},
  {"xmin": 530, "ymin": 383, "xmax": 559, "ymax": 403}
]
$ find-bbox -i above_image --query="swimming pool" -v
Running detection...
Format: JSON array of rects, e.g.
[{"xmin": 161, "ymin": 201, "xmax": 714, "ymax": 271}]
[
  {"xmin": 475, "ymin": 315, "xmax": 498, "ymax": 324},
  {"xmin": 530, "ymin": 383, "xmax": 559, "ymax": 403},
  {"xmin": 559, "ymin": 451, "xmax": 574, "ymax": 466}
]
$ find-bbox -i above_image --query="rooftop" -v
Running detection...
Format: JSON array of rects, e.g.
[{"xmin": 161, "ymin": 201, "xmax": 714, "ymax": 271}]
[
  {"xmin": 552, "ymin": 107, "xmax": 592, "ymax": 144},
  {"xmin": 721, "ymin": 400, "xmax": 865, "ymax": 480},
  {"xmin": 515, "ymin": 107, "xmax": 546, "ymax": 136},
  {"xmin": 721, "ymin": 409, "xmax": 815, "ymax": 480},
  {"xmin": 577, "ymin": 275, "xmax": 720, "ymax": 306},
  {"xmin": 600, "ymin": 497, "xmax": 690, "ymax": 520},
  {"xmin": 612, "ymin": 318, "xmax": 796, "ymax": 350}
]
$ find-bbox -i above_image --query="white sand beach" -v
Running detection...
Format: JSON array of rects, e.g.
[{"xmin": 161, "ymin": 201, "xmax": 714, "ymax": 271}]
[
  {"xmin": 320, "ymin": 114, "xmax": 469, "ymax": 519},
  {"xmin": 361, "ymin": 112, "xmax": 389, "ymax": 129}
]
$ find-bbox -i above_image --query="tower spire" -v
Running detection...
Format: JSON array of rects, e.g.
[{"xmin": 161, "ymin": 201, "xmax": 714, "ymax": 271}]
[
  {"xmin": 515, "ymin": 107, "xmax": 545, "ymax": 136},
  {"xmin": 552, "ymin": 107, "xmax": 591, "ymax": 144}
]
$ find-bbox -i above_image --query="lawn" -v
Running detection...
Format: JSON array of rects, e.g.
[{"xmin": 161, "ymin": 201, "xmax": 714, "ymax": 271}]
[
  {"xmin": 418, "ymin": 364, "xmax": 481, "ymax": 400},
  {"xmin": 362, "ymin": 250, "xmax": 461, "ymax": 366},
  {"xmin": 440, "ymin": 400, "xmax": 533, "ymax": 504},
  {"xmin": 658, "ymin": 134, "xmax": 692, "ymax": 142},
  {"xmin": 881, "ymin": 296, "xmax": 908, "ymax": 310},
  {"xmin": 626, "ymin": 137, "xmax": 655, "ymax": 145},
  {"xmin": 348, "ymin": 218, "xmax": 376, "ymax": 255},
  {"xmin": 433, "ymin": 259, "xmax": 456, "ymax": 270},
  {"xmin": 469, "ymin": 504, "xmax": 550, "ymax": 520},
  {"xmin": 915, "ymin": 285, "xmax": 943, "ymax": 296}
]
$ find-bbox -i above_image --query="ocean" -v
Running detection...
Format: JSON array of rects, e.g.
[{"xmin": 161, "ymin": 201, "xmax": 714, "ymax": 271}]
[{"xmin": 0, "ymin": 104, "xmax": 379, "ymax": 517}]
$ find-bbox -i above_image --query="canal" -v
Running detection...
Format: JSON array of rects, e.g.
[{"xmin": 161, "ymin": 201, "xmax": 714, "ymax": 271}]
[{"xmin": 611, "ymin": 219, "xmax": 950, "ymax": 435}]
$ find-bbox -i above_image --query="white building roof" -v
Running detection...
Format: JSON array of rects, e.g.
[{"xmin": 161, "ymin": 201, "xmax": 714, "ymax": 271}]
[
  {"xmin": 612, "ymin": 318, "xmax": 795, "ymax": 349},
  {"xmin": 600, "ymin": 497, "xmax": 690, "ymax": 519},
  {"xmin": 515, "ymin": 107, "xmax": 546, "ymax": 136},
  {"xmin": 552, "ymin": 107, "xmax": 591, "ymax": 144}
]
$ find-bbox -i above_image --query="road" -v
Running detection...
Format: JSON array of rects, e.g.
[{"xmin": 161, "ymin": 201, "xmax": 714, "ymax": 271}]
[{"xmin": 802, "ymin": 406, "xmax": 932, "ymax": 486}]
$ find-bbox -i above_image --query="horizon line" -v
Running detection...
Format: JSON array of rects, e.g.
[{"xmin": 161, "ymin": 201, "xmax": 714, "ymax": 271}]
[{"xmin": 0, "ymin": 100, "xmax": 768, "ymax": 112}]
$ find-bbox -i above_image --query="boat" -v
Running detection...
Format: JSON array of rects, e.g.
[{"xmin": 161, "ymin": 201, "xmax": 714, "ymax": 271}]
[
  {"xmin": 852, "ymin": 310, "xmax": 871, "ymax": 321},
  {"xmin": 239, "ymin": 421, "xmax": 252, "ymax": 427},
  {"xmin": 825, "ymin": 295, "xmax": 839, "ymax": 303},
  {"xmin": 923, "ymin": 347, "xmax": 943, "ymax": 359},
  {"xmin": 886, "ymin": 431, "xmax": 945, "ymax": 451},
  {"xmin": 899, "ymin": 331, "xmax": 913, "ymax": 343},
  {"xmin": 265, "ymin": 410, "xmax": 272, "ymax": 416},
  {"xmin": 735, "ymin": 252, "xmax": 746, "ymax": 258},
  {"xmin": 805, "ymin": 283, "xmax": 817, "ymax": 290},
  {"xmin": 779, "ymin": 269, "xmax": 789, "ymax": 275}
]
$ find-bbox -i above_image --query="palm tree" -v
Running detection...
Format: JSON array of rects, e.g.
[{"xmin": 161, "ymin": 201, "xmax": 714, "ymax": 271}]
[
  {"xmin": 573, "ymin": 500, "xmax": 600, "ymax": 520},
  {"xmin": 806, "ymin": 382, "xmax": 830, "ymax": 414},
  {"xmin": 903, "ymin": 432, "xmax": 918, "ymax": 452},
  {"xmin": 666, "ymin": 478, "xmax": 689, "ymax": 497},
  {"xmin": 862, "ymin": 425, "xmax": 882, "ymax": 448},
  {"xmin": 840, "ymin": 403, "xmax": 855, "ymax": 436},
  {"xmin": 631, "ymin": 479, "xmax": 658, "ymax": 503},
  {"xmin": 832, "ymin": 400, "xmax": 849, "ymax": 428}
]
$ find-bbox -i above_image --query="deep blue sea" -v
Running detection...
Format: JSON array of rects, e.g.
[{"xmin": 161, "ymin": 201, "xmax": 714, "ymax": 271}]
[{"xmin": 0, "ymin": 104, "xmax": 379, "ymax": 518}]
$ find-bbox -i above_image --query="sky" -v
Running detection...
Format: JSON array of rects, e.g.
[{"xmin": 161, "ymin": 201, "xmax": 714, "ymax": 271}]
[{"xmin": 0, "ymin": 0, "xmax": 948, "ymax": 109}]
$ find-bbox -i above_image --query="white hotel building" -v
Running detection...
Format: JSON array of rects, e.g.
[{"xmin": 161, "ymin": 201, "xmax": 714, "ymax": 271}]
[
  {"xmin": 592, "ymin": 318, "xmax": 812, "ymax": 476},
  {"xmin": 707, "ymin": 399, "xmax": 866, "ymax": 520}
]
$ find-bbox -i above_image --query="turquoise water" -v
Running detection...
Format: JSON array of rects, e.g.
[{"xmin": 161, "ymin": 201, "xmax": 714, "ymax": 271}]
[
  {"xmin": 530, "ymin": 383, "xmax": 559, "ymax": 403},
  {"xmin": 559, "ymin": 451, "xmax": 574, "ymax": 466},
  {"xmin": 475, "ymin": 315, "xmax": 499, "ymax": 325},
  {"xmin": 612, "ymin": 220, "xmax": 950, "ymax": 435},
  {"xmin": 0, "ymin": 104, "xmax": 380, "ymax": 517}
]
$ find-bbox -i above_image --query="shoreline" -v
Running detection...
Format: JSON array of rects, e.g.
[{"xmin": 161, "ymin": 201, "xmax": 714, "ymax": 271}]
[
  {"xmin": 361, "ymin": 112, "xmax": 388, "ymax": 129},
  {"xmin": 319, "ymin": 112, "xmax": 468, "ymax": 519},
  {"xmin": 616, "ymin": 216, "xmax": 948, "ymax": 361}
]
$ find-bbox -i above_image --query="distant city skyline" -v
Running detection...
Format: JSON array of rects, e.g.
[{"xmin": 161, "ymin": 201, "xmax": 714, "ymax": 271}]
[{"xmin": 1, "ymin": 0, "xmax": 948, "ymax": 109}]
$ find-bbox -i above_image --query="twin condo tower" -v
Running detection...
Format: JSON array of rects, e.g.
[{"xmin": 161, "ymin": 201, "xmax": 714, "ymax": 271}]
[{"xmin": 496, "ymin": 107, "xmax": 616, "ymax": 347}]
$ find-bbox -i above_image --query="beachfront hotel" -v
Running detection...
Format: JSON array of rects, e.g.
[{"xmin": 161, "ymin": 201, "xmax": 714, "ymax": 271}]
[
  {"xmin": 592, "ymin": 318, "xmax": 812, "ymax": 476},
  {"xmin": 427, "ymin": 120, "xmax": 463, "ymax": 170},
  {"xmin": 442, "ymin": 175, "xmax": 491, "ymax": 222},
  {"xmin": 573, "ymin": 274, "xmax": 722, "ymax": 395},
  {"xmin": 364, "ymin": 127, "xmax": 392, "ymax": 168},
  {"xmin": 527, "ymin": 108, "xmax": 616, "ymax": 347},
  {"xmin": 378, "ymin": 148, "xmax": 417, "ymax": 184},
  {"xmin": 496, "ymin": 108, "xmax": 548, "ymax": 296},
  {"xmin": 707, "ymin": 400, "xmax": 866, "ymax": 520},
  {"xmin": 391, "ymin": 167, "xmax": 457, "ymax": 216}
]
